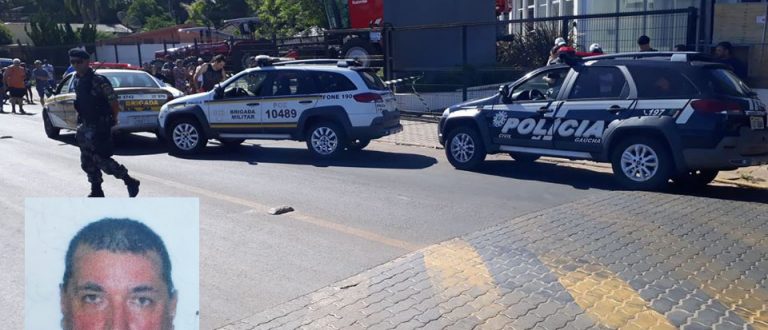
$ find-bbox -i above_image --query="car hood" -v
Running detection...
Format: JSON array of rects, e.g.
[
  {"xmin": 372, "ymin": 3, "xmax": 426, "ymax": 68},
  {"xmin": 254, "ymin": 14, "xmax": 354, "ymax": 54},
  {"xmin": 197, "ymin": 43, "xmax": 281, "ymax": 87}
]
[
  {"xmin": 167, "ymin": 92, "xmax": 211, "ymax": 107},
  {"xmin": 445, "ymin": 94, "xmax": 500, "ymax": 113}
]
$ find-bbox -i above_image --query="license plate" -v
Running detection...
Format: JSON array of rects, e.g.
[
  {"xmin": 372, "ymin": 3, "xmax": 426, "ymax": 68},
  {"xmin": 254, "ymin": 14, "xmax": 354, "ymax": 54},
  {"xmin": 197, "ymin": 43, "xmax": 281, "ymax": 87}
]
[{"xmin": 750, "ymin": 116, "xmax": 765, "ymax": 130}]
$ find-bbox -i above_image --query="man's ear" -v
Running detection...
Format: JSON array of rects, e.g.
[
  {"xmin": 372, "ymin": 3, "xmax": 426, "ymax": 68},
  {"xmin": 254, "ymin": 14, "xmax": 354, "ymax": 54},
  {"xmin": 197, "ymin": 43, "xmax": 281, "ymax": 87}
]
[
  {"xmin": 60, "ymin": 283, "xmax": 69, "ymax": 330},
  {"xmin": 169, "ymin": 291, "xmax": 178, "ymax": 319}
]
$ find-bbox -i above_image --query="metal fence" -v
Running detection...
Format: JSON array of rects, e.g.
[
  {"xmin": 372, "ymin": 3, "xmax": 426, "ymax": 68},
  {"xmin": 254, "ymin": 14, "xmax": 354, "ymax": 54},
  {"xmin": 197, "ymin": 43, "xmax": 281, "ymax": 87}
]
[{"xmin": 382, "ymin": 7, "xmax": 699, "ymax": 113}]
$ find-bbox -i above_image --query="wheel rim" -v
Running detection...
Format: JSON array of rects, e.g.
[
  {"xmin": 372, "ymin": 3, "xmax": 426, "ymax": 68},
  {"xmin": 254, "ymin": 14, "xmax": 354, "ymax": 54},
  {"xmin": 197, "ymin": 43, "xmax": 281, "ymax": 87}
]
[
  {"xmin": 620, "ymin": 144, "xmax": 659, "ymax": 182},
  {"xmin": 172, "ymin": 123, "xmax": 199, "ymax": 151},
  {"xmin": 450, "ymin": 133, "xmax": 476, "ymax": 163},
  {"xmin": 311, "ymin": 127, "xmax": 338, "ymax": 155},
  {"xmin": 345, "ymin": 47, "xmax": 370, "ymax": 67}
]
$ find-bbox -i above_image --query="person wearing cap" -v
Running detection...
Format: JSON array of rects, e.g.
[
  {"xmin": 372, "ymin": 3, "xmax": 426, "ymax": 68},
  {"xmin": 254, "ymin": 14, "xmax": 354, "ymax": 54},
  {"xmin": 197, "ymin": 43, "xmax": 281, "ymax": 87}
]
[
  {"xmin": 638, "ymin": 35, "xmax": 657, "ymax": 52},
  {"xmin": 2, "ymin": 58, "xmax": 27, "ymax": 114},
  {"xmin": 68, "ymin": 48, "xmax": 141, "ymax": 197},
  {"xmin": 589, "ymin": 43, "xmax": 603, "ymax": 54},
  {"xmin": 548, "ymin": 37, "xmax": 575, "ymax": 65},
  {"xmin": 33, "ymin": 60, "xmax": 51, "ymax": 106}
]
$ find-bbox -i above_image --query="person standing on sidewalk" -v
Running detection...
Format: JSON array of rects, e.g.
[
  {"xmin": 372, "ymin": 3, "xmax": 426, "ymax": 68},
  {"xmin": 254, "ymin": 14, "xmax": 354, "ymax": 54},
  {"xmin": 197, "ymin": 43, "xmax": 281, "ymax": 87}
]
[
  {"xmin": 22, "ymin": 62, "xmax": 34, "ymax": 104},
  {"xmin": 68, "ymin": 48, "xmax": 140, "ymax": 198},
  {"xmin": 33, "ymin": 60, "xmax": 50, "ymax": 106},
  {"xmin": 3, "ymin": 59, "xmax": 27, "ymax": 114}
]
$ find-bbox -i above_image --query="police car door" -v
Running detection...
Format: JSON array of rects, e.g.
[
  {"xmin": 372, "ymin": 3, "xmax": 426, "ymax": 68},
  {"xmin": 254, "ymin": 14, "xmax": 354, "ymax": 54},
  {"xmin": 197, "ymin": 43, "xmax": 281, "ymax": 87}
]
[
  {"xmin": 490, "ymin": 68, "xmax": 569, "ymax": 150},
  {"xmin": 259, "ymin": 70, "xmax": 318, "ymax": 137},
  {"xmin": 46, "ymin": 74, "xmax": 74, "ymax": 129},
  {"xmin": 554, "ymin": 66, "xmax": 636, "ymax": 155},
  {"xmin": 206, "ymin": 71, "xmax": 269, "ymax": 136}
]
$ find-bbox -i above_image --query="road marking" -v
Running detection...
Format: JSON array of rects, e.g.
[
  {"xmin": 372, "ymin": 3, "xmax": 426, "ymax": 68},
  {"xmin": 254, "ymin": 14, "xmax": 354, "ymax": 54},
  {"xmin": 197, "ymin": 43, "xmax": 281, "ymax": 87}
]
[
  {"xmin": 539, "ymin": 254, "xmax": 676, "ymax": 329},
  {"xmin": 134, "ymin": 172, "xmax": 421, "ymax": 251}
]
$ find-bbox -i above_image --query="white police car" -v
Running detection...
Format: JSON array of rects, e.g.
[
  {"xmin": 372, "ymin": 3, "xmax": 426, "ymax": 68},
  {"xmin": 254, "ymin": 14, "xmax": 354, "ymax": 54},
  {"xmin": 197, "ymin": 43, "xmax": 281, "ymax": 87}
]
[{"xmin": 158, "ymin": 57, "xmax": 402, "ymax": 157}]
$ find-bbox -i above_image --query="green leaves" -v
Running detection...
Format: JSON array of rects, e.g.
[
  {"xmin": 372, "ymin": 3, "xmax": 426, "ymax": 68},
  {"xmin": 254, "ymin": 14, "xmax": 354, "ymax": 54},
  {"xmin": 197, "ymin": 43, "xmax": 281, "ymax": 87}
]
[
  {"xmin": 125, "ymin": 0, "xmax": 174, "ymax": 31},
  {"xmin": 246, "ymin": 0, "xmax": 327, "ymax": 38}
]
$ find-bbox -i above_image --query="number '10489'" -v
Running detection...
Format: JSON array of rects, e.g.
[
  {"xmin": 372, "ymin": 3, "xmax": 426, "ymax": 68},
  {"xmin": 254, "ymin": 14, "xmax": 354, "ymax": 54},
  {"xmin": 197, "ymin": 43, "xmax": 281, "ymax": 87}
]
[{"xmin": 266, "ymin": 109, "xmax": 297, "ymax": 119}]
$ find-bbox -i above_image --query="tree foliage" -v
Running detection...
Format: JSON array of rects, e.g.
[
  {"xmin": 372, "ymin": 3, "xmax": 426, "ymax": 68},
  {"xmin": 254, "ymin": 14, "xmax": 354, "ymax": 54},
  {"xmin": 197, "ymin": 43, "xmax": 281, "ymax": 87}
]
[
  {"xmin": 0, "ymin": 22, "xmax": 13, "ymax": 45},
  {"xmin": 247, "ymin": 0, "xmax": 327, "ymax": 38},
  {"xmin": 63, "ymin": 0, "xmax": 124, "ymax": 25},
  {"xmin": 182, "ymin": 0, "xmax": 251, "ymax": 27},
  {"xmin": 126, "ymin": 0, "xmax": 174, "ymax": 31},
  {"xmin": 25, "ymin": 12, "xmax": 98, "ymax": 46}
]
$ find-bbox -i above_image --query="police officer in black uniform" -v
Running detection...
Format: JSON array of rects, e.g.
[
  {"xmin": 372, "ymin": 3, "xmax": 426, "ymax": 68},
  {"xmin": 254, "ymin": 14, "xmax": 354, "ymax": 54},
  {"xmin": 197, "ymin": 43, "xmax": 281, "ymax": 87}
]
[{"xmin": 69, "ymin": 48, "xmax": 140, "ymax": 197}]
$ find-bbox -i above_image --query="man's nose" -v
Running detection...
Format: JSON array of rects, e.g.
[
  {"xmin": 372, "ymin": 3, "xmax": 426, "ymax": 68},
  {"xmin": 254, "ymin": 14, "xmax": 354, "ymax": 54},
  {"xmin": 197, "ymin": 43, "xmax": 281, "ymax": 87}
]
[{"xmin": 107, "ymin": 302, "xmax": 130, "ymax": 330}]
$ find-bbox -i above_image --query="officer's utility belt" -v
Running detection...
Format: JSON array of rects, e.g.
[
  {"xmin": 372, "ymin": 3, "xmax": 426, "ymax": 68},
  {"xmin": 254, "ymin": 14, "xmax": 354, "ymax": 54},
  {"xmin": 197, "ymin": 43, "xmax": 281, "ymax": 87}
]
[{"xmin": 79, "ymin": 117, "xmax": 112, "ymax": 127}]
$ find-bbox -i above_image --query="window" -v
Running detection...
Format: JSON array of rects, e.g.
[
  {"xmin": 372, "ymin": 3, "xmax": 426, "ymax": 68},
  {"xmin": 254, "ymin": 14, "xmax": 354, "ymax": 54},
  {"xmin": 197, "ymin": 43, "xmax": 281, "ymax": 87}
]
[
  {"xmin": 704, "ymin": 69, "xmax": 753, "ymax": 98},
  {"xmin": 311, "ymin": 71, "xmax": 357, "ymax": 93},
  {"xmin": 568, "ymin": 67, "xmax": 629, "ymax": 99},
  {"xmin": 102, "ymin": 72, "xmax": 160, "ymax": 88},
  {"xmin": 512, "ymin": 68, "xmax": 569, "ymax": 101},
  {"xmin": 223, "ymin": 72, "xmax": 268, "ymax": 98},
  {"xmin": 628, "ymin": 67, "xmax": 698, "ymax": 98},
  {"xmin": 57, "ymin": 75, "xmax": 73, "ymax": 94},
  {"xmin": 267, "ymin": 71, "xmax": 301, "ymax": 96},
  {"xmin": 357, "ymin": 70, "xmax": 388, "ymax": 91}
]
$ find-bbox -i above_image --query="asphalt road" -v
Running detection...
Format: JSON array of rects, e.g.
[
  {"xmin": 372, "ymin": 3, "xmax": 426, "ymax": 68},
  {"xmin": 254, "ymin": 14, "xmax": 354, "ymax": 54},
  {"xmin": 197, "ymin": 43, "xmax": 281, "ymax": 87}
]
[{"xmin": 0, "ymin": 103, "xmax": 763, "ymax": 329}]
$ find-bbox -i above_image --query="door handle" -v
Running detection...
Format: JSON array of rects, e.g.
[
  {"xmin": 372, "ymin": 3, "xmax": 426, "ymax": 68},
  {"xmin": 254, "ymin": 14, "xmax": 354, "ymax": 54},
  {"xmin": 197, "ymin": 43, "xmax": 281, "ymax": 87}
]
[
  {"xmin": 607, "ymin": 105, "xmax": 623, "ymax": 112},
  {"xmin": 299, "ymin": 100, "xmax": 313, "ymax": 104},
  {"xmin": 246, "ymin": 103, "xmax": 260, "ymax": 106},
  {"xmin": 537, "ymin": 106, "xmax": 552, "ymax": 114}
]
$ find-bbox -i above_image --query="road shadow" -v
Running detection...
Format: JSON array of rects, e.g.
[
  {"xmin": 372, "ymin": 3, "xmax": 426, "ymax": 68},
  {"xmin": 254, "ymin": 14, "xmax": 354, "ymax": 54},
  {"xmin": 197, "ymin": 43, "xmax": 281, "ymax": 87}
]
[
  {"xmin": 476, "ymin": 160, "xmax": 767, "ymax": 204},
  {"xmin": 174, "ymin": 143, "xmax": 438, "ymax": 170},
  {"xmin": 53, "ymin": 133, "xmax": 167, "ymax": 156}
]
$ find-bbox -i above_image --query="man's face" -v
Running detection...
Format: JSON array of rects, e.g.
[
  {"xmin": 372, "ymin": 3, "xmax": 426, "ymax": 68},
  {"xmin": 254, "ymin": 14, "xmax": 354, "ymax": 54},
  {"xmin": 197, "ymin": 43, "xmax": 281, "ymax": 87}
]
[
  {"xmin": 212, "ymin": 61, "xmax": 225, "ymax": 70},
  {"xmin": 715, "ymin": 46, "xmax": 728, "ymax": 59},
  {"xmin": 70, "ymin": 57, "xmax": 90, "ymax": 76},
  {"xmin": 61, "ymin": 247, "xmax": 176, "ymax": 330}
]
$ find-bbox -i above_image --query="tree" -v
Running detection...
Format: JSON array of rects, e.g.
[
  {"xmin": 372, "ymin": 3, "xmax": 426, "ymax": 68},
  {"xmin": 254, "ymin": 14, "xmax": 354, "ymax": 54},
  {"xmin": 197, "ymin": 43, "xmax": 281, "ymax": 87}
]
[
  {"xmin": 182, "ymin": 0, "xmax": 252, "ymax": 27},
  {"xmin": 0, "ymin": 22, "xmax": 12, "ymax": 45},
  {"xmin": 125, "ymin": 0, "xmax": 174, "ymax": 31},
  {"xmin": 247, "ymin": 0, "xmax": 327, "ymax": 38},
  {"xmin": 24, "ymin": 12, "xmax": 98, "ymax": 46},
  {"xmin": 63, "ymin": 0, "xmax": 123, "ymax": 25}
]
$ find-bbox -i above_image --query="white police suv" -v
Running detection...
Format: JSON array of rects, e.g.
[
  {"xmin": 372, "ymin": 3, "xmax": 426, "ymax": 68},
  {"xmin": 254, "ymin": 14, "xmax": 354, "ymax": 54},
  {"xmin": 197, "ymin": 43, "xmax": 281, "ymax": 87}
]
[
  {"xmin": 439, "ymin": 52, "xmax": 768, "ymax": 190},
  {"xmin": 158, "ymin": 58, "xmax": 401, "ymax": 157}
]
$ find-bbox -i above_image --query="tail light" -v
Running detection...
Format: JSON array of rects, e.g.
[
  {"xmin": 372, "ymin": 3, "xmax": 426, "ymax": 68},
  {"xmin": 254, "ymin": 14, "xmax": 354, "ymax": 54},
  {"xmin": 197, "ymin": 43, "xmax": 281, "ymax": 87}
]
[
  {"xmin": 354, "ymin": 92, "xmax": 383, "ymax": 103},
  {"xmin": 690, "ymin": 99, "xmax": 744, "ymax": 115}
]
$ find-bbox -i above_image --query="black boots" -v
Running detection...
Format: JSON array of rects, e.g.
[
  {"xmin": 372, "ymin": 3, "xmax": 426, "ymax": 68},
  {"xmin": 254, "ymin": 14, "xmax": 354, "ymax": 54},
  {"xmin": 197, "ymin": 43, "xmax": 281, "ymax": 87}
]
[
  {"xmin": 124, "ymin": 176, "xmax": 140, "ymax": 197},
  {"xmin": 88, "ymin": 184, "xmax": 105, "ymax": 198}
]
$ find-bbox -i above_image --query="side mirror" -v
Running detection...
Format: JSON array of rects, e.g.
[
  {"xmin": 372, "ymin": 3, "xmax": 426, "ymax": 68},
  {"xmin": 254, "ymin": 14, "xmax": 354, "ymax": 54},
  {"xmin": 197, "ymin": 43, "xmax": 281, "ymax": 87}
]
[
  {"xmin": 499, "ymin": 85, "xmax": 512, "ymax": 104},
  {"xmin": 213, "ymin": 85, "xmax": 224, "ymax": 99}
]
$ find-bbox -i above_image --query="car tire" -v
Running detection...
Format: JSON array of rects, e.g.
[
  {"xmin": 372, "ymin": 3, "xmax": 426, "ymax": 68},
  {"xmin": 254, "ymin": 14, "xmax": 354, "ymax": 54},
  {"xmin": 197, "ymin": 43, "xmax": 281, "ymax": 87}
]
[
  {"xmin": 347, "ymin": 138, "xmax": 370, "ymax": 151},
  {"xmin": 306, "ymin": 122, "xmax": 346, "ymax": 158},
  {"xmin": 610, "ymin": 137, "xmax": 672, "ymax": 190},
  {"xmin": 509, "ymin": 152, "xmax": 539, "ymax": 163},
  {"xmin": 341, "ymin": 38, "xmax": 381, "ymax": 67},
  {"xmin": 445, "ymin": 126, "xmax": 486, "ymax": 170},
  {"xmin": 672, "ymin": 169, "xmax": 719, "ymax": 188},
  {"xmin": 220, "ymin": 138, "xmax": 245, "ymax": 148},
  {"xmin": 42, "ymin": 110, "xmax": 60, "ymax": 139},
  {"xmin": 167, "ymin": 118, "xmax": 207, "ymax": 155}
]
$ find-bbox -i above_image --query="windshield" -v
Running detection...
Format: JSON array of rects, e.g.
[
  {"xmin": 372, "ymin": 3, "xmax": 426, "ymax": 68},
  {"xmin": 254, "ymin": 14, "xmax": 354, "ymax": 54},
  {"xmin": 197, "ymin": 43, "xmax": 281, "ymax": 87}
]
[
  {"xmin": 704, "ymin": 68, "xmax": 754, "ymax": 98},
  {"xmin": 101, "ymin": 72, "xmax": 161, "ymax": 88},
  {"xmin": 358, "ymin": 70, "xmax": 388, "ymax": 91},
  {"xmin": 324, "ymin": 0, "xmax": 350, "ymax": 29}
]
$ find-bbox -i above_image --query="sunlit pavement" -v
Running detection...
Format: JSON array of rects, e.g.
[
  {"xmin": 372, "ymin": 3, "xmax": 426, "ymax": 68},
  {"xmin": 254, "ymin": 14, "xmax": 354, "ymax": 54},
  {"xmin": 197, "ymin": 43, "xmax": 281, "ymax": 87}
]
[{"xmin": 222, "ymin": 191, "xmax": 768, "ymax": 330}]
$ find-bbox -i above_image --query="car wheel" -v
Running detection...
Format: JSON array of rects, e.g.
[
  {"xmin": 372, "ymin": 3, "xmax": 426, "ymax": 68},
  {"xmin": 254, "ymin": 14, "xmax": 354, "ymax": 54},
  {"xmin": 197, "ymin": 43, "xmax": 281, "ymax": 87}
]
[
  {"xmin": 611, "ymin": 137, "xmax": 672, "ymax": 190},
  {"xmin": 673, "ymin": 169, "xmax": 719, "ymax": 188},
  {"xmin": 42, "ymin": 110, "xmax": 60, "ymax": 139},
  {"xmin": 347, "ymin": 138, "xmax": 370, "ymax": 151},
  {"xmin": 220, "ymin": 138, "xmax": 245, "ymax": 148},
  {"xmin": 509, "ymin": 152, "xmax": 539, "ymax": 163},
  {"xmin": 168, "ymin": 118, "xmax": 206, "ymax": 155},
  {"xmin": 306, "ymin": 122, "xmax": 346, "ymax": 158},
  {"xmin": 445, "ymin": 127, "xmax": 486, "ymax": 170}
]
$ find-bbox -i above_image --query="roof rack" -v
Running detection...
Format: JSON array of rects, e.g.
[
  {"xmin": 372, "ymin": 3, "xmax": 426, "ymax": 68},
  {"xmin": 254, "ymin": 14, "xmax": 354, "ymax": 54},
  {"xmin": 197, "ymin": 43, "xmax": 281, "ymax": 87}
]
[
  {"xmin": 273, "ymin": 58, "xmax": 364, "ymax": 68},
  {"xmin": 585, "ymin": 51, "xmax": 715, "ymax": 62}
]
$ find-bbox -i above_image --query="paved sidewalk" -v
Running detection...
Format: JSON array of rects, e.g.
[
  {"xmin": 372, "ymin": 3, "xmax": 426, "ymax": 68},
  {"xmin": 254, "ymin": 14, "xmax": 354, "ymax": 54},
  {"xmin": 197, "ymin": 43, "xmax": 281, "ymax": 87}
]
[
  {"xmin": 221, "ymin": 192, "xmax": 767, "ymax": 330},
  {"xmin": 378, "ymin": 119, "xmax": 768, "ymax": 189}
]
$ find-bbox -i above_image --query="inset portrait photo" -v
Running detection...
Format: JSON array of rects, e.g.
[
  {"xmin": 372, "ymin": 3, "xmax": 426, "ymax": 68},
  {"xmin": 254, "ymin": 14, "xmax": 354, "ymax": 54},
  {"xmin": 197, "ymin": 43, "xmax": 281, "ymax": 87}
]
[{"xmin": 25, "ymin": 198, "xmax": 199, "ymax": 330}]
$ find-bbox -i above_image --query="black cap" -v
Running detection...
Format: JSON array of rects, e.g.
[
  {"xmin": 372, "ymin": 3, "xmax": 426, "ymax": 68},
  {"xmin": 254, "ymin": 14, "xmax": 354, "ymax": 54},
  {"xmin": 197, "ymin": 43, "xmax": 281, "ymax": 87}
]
[
  {"xmin": 637, "ymin": 35, "xmax": 650, "ymax": 45},
  {"xmin": 68, "ymin": 48, "xmax": 90, "ymax": 60}
]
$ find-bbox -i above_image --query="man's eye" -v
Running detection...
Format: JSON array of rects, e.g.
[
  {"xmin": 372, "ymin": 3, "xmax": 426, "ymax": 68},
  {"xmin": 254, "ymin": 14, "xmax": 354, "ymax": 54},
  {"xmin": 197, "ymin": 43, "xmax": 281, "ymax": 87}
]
[
  {"xmin": 81, "ymin": 294, "xmax": 102, "ymax": 304},
  {"xmin": 132, "ymin": 297, "xmax": 154, "ymax": 307}
]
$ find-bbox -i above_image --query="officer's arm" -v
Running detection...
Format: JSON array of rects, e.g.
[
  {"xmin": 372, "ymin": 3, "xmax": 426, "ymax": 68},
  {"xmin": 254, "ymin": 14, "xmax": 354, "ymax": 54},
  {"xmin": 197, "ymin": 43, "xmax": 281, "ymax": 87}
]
[{"xmin": 99, "ymin": 78, "xmax": 121, "ymax": 124}]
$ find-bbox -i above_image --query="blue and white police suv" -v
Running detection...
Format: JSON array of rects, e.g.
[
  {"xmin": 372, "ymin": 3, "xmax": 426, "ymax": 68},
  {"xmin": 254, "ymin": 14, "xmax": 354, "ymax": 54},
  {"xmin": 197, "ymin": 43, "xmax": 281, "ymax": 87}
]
[
  {"xmin": 158, "ymin": 57, "xmax": 401, "ymax": 158},
  {"xmin": 439, "ymin": 52, "xmax": 768, "ymax": 190}
]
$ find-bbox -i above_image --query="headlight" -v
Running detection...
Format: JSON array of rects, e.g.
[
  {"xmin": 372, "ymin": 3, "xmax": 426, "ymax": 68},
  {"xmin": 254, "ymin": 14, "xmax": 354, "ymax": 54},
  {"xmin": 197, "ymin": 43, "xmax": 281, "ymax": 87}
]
[{"xmin": 167, "ymin": 103, "xmax": 187, "ymax": 111}]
